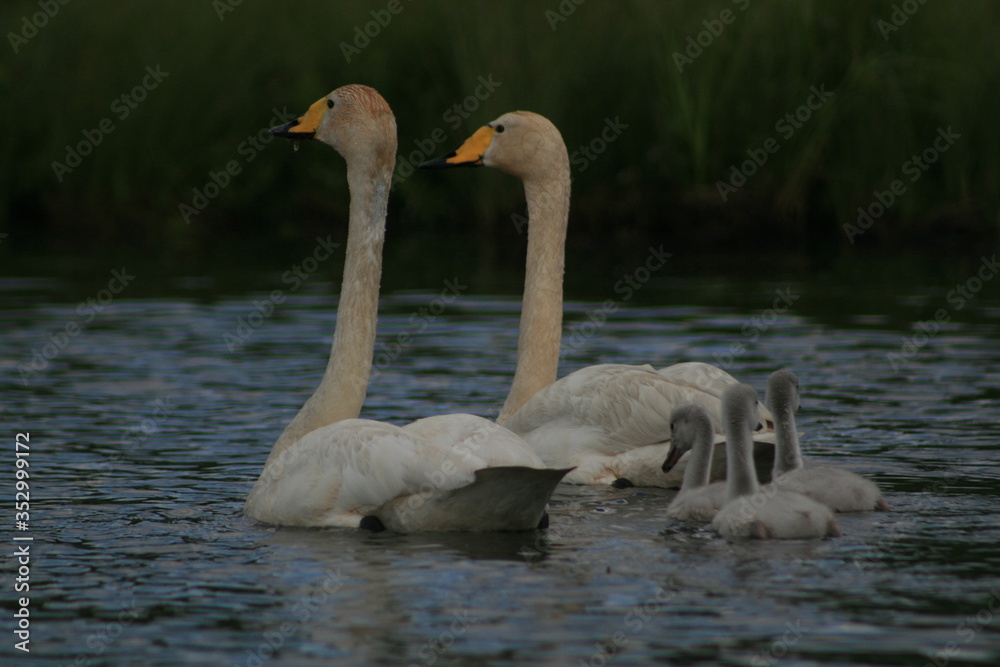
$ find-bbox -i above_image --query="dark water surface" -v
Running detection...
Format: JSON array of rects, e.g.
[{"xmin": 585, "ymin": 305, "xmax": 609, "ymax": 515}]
[{"xmin": 2, "ymin": 268, "xmax": 999, "ymax": 666}]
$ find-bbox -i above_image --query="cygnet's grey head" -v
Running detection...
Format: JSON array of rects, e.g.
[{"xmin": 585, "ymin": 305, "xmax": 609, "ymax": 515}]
[
  {"xmin": 765, "ymin": 369, "xmax": 800, "ymax": 416},
  {"xmin": 661, "ymin": 402, "xmax": 713, "ymax": 472}
]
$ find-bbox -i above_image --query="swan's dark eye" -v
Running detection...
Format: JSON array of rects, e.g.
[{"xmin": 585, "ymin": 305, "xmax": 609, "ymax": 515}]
[
  {"xmin": 327, "ymin": 99, "xmax": 335, "ymax": 109},
  {"xmin": 495, "ymin": 124, "xmax": 505, "ymax": 133}
]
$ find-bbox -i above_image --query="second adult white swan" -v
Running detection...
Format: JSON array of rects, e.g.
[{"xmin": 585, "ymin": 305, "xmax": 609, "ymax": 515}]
[{"xmin": 421, "ymin": 112, "xmax": 775, "ymax": 487}]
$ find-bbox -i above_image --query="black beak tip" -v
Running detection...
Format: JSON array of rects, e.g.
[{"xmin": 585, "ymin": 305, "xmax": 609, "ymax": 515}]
[
  {"xmin": 661, "ymin": 453, "xmax": 677, "ymax": 473},
  {"xmin": 418, "ymin": 152, "xmax": 457, "ymax": 170},
  {"xmin": 269, "ymin": 121, "xmax": 294, "ymax": 137},
  {"xmin": 269, "ymin": 121, "xmax": 315, "ymax": 140}
]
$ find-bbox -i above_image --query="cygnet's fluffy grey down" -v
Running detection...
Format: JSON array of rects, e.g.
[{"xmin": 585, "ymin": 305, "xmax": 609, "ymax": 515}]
[
  {"xmin": 711, "ymin": 383, "xmax": 841, "ymax": 540},
  {"xmin": 766, "ymin": 369, "xmax": 890, "ymax": 512}
]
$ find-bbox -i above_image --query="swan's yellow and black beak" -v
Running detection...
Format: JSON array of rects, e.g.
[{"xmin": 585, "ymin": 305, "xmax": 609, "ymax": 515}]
[
  {"xmin": 270, "ymin": 97, "xmax": 328, "ymax": 140},
  {"xmin": 420, "ymin": 125, "xmax": 495, "ymax": 169}
]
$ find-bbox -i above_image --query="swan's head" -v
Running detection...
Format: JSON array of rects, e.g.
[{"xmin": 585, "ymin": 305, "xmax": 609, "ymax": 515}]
[
  {"xmin": 419, "ymin": 111, "xmax": 569, "ymax": 182},
  {"xmin": 765, "ymin": 369, "xmax": 800, "ymax": 416},
  {"xmin": 721, "ymin": 383, "xmax": 762, "ymax": 438},
  {"xmin": 270, "ymin": 84, "xmax": 396, "ymax": 172},
  {"xmin": 662, "ymin": 402, "xmax": 714, "ymax": 473}
]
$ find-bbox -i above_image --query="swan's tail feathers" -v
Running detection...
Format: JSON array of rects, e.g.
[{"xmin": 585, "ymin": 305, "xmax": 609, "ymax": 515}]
[
  {"xmin": 378, "ymin": 466, "xmax": 573, "ymax": 532},
  {"xmin": 826, "ymin": 517, "xmax": 843, "ymax": 538}
]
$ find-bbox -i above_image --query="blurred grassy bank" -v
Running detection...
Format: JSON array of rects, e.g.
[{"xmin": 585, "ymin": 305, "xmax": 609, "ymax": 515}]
[{"xmin": 1, "ymin": 0, "xmax": 997, "ymax": 281}]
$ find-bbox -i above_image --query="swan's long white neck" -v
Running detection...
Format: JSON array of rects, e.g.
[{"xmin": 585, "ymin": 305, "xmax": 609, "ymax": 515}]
[
  {"xmin": 497, "ymin": 167, "xmax": 570, "ymax": 423},
  {"xmin": 724, "ymin": 405, "xmax": 760, "ymax": 503},
  {"xmin": 264, "ymin": 156, "xmax": 391, "ymax": 464},
  {"xmin": 771, "ymin": 402, "xmax": 803, "ymax": 476}
]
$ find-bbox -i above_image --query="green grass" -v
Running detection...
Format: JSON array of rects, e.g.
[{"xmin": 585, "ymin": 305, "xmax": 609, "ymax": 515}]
[{"xmin": 1, "ymin": 0, "xmax": 997, "ymax": 272}]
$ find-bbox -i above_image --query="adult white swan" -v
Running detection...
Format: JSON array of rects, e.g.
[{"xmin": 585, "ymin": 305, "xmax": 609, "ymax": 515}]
[
  {"xmin": 766, "ymin": 369, "xmax": 890, "ymax": 512},
  {"xmin": 711, "ymin": 384, "xmax": 841, "ymax": 540},
  {"xmin": 244, "ymin": 86, "xmax": 568, "ymax": 531},
  {"xmin": 421, "ymin": 112, "xmax": 774, "ymax": 487}
]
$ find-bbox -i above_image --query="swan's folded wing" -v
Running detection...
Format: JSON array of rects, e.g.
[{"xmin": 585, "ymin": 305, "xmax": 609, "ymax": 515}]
[
  {"xmin": 403, "ymin": 413, "xmax": 547, "ymax": 468},
  {"xmin": 505, "ymin": 364, "xmax": 731, "ymax": 459},
  {"xmin": 657, "ymin": 362, "xmax": 773, "ymax": 428},
  {"xmin": 245, "ymin": 419, "xmax": 422, "ymax": 526}
]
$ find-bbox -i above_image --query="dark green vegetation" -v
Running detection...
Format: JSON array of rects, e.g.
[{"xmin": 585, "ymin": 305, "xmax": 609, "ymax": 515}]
[{"xmin": 1, "ymin": 0, "xmax": 997, "ymax": 281}]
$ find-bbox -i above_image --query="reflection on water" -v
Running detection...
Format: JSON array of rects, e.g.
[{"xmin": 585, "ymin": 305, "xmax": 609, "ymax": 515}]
[{"xmin": 1, "ymin": 272, "xmax": 999, "ymax": 666}]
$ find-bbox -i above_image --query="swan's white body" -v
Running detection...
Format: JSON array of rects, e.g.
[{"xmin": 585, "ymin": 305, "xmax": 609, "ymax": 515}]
[
  {"xmin": 711, "ymin": 384, "xmax": 840, "ymax": 540},
  {"xmin": 244, "ymin": 87, "xmax": 567, "ymax": 531},
  {"xmin": 424, "ymin": 114, "xmax": 774, "ymax": 487},
  {"xmin": 766, "ymin": 369, "xmax": 890, "ymax": 512},
  {"xmin": 250, "ymin": 417, "xmax": 564, "ymax": 531},
  {"xmin": 664, "ymin": 403, "xmax": 727, "ymax": 521}
]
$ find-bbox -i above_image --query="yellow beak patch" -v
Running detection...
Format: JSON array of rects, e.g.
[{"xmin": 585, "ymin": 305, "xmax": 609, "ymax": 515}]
[
  {"xmin": 445, "ymin": 125, "xmax": 495, "ymax": 166},
  {"xmin": 270, "ymin": 97, "xmax": 329, "ymax": 138}
]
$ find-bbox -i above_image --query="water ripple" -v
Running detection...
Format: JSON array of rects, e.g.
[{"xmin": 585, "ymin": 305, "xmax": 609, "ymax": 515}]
[{"xmin": 1, "ymin": 282, "xmax": 998, "ymax": 666}]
